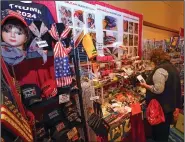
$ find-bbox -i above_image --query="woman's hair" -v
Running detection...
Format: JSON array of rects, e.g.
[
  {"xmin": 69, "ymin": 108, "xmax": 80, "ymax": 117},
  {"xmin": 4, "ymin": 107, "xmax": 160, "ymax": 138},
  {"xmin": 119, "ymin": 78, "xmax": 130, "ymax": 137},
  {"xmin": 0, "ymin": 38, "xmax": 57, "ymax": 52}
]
[{"xmin": 150, "ymin": 48, "xmax": 170, "ymax": 65}]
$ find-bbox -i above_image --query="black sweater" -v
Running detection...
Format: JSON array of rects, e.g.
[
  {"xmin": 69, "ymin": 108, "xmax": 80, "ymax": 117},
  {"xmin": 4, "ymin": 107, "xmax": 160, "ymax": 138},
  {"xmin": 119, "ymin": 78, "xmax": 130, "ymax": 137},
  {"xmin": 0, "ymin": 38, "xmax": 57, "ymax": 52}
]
[{"xmin": 146, "ymin": 61, "xmax": 182, "ymax": 113}]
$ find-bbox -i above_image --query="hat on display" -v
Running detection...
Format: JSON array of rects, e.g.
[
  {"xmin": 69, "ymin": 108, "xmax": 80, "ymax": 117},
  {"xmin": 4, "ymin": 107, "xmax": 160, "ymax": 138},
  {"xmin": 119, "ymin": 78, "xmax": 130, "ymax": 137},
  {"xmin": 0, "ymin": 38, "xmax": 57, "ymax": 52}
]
[
  {"xmin": 21, "ymin": 84, "xmax": 42, "ymax": 107},
  {"xmin": 43, "ymin": 108, "xmax": 70, "ymax": 141},
  {"xmin": 41, "ymin": 80, "xmax": 57, "ymax": 99},
  {"xmin": 43, "ymin": 108, "xmax": 69, "ymax": 130},
  {"xmin": 1, "ymin": 9, "xmax": 27, "ymax": 26}
]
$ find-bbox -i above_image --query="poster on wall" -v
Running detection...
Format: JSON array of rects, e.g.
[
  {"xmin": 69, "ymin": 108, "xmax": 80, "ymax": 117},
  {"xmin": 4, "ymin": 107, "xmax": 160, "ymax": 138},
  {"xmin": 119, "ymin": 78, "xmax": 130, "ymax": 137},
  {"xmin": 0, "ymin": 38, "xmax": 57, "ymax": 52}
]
[
  {"xmin": 95, "ymin": 4, "xmax": 123, "ymax": 57},
  {"xmin": 55, "ymin": 1, "xmax": 96, "ymax": 48},
  {"xmin": 122, "ymin": 12, "xmax": 139, "ymax": 57}
]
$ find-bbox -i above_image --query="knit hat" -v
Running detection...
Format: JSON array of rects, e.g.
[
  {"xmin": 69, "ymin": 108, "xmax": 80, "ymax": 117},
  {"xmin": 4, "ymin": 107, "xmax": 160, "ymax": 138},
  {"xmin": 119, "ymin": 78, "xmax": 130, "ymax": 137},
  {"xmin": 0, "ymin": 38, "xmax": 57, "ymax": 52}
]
[{"xmin": 21, "ymin": 84, "xmax": 42, "ymax": 107}]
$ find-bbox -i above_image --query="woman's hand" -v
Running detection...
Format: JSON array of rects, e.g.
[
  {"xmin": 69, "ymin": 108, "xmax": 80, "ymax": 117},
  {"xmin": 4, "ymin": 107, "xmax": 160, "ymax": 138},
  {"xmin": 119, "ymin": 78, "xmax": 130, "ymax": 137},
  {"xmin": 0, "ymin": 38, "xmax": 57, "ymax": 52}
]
[
  {"xmin": 140, "ymin": 83, "xmax": 153, "ymax": 90},
  {"xmin": 140, "ymin": 83, "xmax": 147, "ymax": 88}
]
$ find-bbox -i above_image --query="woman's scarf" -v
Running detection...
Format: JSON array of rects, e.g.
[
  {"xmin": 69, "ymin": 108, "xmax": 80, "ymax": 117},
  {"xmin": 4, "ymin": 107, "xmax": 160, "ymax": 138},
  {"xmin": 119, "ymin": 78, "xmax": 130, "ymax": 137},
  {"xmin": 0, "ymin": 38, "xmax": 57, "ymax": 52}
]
[
  {"xmin": 28, "ymin": 22, "xmax": 48, "ymax": 64},
  {"xmin": 1, "ymin": 42, "xmax": 25, "ymax": 65}
]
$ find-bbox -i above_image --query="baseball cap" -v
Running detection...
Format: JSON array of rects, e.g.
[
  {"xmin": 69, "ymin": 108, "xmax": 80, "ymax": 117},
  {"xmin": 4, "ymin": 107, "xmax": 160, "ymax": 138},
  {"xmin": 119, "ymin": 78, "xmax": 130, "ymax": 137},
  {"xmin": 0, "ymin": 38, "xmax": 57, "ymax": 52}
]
[
  {"xmin": 1, "ymin": 9, "xmax": 28, "ymax": 26},
  {"xmin": 21, "ymin": 84, "xmax": 42, "ymax": 107},
  {"xmin": 43, "ymin": 108, "xmax": 68, "ymax": 129}
]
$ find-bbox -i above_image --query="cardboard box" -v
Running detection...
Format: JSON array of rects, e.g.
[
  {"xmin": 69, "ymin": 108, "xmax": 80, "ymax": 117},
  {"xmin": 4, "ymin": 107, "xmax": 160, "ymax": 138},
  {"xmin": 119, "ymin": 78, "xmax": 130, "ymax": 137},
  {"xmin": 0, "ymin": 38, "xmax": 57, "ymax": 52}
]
[{"xmin": 175, "ymin": 113, "xmax": 184, "ymax": 133}]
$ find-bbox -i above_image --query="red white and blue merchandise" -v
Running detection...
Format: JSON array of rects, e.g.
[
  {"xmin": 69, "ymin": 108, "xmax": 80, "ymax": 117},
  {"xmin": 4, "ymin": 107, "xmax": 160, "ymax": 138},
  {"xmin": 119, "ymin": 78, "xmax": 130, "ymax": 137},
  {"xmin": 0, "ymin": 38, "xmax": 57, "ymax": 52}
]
[
  {"xmin": 49, "ymin": 23, "xmax": 72, "ymax": 87},
  {"xmin": 28, "ymin": 21, "xmax": 49, "ymax": 64},
  {"xmin": 1, "ymin": 1, "xmax": 54, "ymax": 29}
]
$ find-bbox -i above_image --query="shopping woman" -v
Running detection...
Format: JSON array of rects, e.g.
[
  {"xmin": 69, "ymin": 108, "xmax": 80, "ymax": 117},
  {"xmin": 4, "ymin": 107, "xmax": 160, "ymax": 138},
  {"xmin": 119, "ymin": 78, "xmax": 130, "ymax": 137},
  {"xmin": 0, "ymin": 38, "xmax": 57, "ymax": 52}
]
[{"xmin": 140, "ymin": 48, "xmax": 182, "ymax": 142}]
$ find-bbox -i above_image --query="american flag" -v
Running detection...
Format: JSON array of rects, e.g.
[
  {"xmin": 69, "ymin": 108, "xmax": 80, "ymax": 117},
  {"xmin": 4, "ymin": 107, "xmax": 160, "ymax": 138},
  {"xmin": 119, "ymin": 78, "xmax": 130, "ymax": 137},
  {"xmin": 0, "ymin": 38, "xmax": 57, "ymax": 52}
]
[{"xmin": 49, "ymin": 23, "xmax": 72, "ymax": 87}]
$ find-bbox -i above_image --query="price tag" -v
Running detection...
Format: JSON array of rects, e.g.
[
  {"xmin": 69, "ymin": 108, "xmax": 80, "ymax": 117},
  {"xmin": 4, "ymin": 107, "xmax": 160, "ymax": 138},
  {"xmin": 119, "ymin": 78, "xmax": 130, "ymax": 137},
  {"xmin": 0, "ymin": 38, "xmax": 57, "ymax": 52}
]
[
  {"xmin": 59, "ymin": 94, "xmax": 70, "ymax": 104},
  {"xmin": 36, "ymin": 40, "xmax": 48, "ymax": 48},
  {"xmin": 90, "ymin": 96, "xmax": 100, "ymax": 101},
  {"xmin": 67, "ymin": 127, "xmax": 78, "ymax": 139}
]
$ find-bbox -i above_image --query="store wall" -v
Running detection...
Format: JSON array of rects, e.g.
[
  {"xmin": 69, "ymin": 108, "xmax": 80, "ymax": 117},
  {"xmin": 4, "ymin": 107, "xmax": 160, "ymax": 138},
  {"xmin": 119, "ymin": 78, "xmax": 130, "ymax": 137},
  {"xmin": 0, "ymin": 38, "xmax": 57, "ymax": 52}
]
[
  {"xmin": 143, "ymin": 26, "xmax": 178, "ymax": 40},
  {"xmin": 103, "ymin": 1, "xmax": 184, "ymax": 39}
]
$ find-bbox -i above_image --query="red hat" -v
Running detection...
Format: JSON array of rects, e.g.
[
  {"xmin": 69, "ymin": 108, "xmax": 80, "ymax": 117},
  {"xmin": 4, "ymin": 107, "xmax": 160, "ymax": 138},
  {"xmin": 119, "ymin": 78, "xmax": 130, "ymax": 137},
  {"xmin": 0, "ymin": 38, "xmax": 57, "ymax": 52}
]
[
  {"xmin": 41, "ymin": 80, "xmax": 57, "ymax": 99},
  {"xmin": 1, "ymin": 9, "xmax": 28, "ymax": 26}
]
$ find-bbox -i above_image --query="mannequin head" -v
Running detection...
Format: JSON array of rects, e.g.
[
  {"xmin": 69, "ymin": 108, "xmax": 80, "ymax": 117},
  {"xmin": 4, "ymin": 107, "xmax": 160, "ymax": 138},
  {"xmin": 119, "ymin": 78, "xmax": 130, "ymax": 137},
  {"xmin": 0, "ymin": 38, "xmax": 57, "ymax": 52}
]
[{"xmin": 1, "ymin": 18, "xmax": 29, "ymax": 50}]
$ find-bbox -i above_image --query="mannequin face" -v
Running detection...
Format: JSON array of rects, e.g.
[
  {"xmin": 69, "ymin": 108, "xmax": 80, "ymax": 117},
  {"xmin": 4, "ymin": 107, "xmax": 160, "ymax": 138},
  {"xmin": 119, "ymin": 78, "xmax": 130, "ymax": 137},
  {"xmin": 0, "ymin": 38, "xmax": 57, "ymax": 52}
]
[{"xmin": 2, "ymin": 24, "xmax": 27, "ymax": 49}]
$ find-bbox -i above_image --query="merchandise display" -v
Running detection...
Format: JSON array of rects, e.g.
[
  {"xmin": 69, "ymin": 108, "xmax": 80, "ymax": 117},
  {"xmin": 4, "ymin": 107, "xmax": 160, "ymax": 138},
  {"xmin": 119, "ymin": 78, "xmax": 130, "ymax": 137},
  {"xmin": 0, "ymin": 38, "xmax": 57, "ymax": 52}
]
[{"xmin": 1, "ymin": 1, "xmax": 183, "ymax": 142}]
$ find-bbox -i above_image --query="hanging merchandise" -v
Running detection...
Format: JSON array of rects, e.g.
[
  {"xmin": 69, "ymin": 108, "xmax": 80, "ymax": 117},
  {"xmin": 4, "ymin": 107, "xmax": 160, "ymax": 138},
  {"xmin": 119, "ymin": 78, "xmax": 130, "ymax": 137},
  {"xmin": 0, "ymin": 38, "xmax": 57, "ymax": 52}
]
[
  {"xmin": 82, "ymin": 34, "xmax": 97, "ymax": 60},
  {"xmin": 49, "ymin": 23, "xmax": 73, "ymax": 87},
  {"xmin": 170, "ymin": 36, "xmax": 180, "ymax": 48},
  {"xmin": 28, "ymin": 21, "xmax": 51, "ymax": 63},
  {"xmin": 154, "ymin": 40, "xmax": 164, "ymax": 49},
  {"xmin": 164, "ymin": 38, "xmax": 171, "ymax": 52},
  {"xmin": 1, "ymin": 1, "xmax": 55, "ymax": 29}
]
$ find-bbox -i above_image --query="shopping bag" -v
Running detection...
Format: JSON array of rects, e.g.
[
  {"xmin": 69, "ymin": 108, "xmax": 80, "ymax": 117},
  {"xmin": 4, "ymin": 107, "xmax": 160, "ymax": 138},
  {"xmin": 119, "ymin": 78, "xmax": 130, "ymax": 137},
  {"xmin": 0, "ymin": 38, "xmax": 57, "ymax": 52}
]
[{"xmin": 146, "ymin": 99, "xmax": 165, "ymax": 125}]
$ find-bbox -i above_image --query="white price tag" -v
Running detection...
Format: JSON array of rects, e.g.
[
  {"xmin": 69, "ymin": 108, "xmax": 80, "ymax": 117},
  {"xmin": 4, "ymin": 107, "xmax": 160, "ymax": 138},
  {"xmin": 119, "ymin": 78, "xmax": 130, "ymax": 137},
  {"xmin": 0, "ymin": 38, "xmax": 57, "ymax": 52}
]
[
  {"xmin": 67, "ymin": 127, "xmax": 78, "ymax": 139},
  {"xmin": 36, "ymin": 40, "xmax": 48, "ymax": 48},
  {"xmin": 59, "ymin": 94, "xmax": 70, "ymax": 104},
  {"xmin": 90, "ymin": 96, "xmax": 100, "ymax": 101}
]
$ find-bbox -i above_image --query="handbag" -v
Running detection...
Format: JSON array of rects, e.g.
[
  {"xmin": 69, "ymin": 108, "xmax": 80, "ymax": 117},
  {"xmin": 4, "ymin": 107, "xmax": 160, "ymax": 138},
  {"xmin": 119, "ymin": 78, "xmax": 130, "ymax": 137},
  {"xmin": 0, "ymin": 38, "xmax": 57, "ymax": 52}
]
[{"xmin": 146, "ymin": 99, "xmax": 165, "ymax": 125}]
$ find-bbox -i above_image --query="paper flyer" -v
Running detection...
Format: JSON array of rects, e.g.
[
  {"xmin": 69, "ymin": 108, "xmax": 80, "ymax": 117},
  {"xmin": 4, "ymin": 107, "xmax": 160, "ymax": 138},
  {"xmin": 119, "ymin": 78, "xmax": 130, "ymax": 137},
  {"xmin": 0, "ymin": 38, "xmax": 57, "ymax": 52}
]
[
  {"xmin": 95, "ymin": 4, "xmax": 123, "ymax": 56},
  {"xmin": 55, "ymin": 1, "xmax": 96, "ymax": 47}
]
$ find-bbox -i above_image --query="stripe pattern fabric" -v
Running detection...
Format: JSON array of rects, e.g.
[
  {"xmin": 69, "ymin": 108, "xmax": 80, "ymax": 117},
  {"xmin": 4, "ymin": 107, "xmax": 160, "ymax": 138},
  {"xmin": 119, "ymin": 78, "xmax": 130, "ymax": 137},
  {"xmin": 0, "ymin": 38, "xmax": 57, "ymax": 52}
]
[{"xmin": 49, "ymin": 23, "xmax": 72, "ymax": 87}]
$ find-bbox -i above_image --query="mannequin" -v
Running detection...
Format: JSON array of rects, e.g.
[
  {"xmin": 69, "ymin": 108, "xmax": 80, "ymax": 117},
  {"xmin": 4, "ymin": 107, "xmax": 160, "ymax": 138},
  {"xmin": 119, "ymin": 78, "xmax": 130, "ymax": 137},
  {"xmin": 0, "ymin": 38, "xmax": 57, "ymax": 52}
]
[{"xmin": 1, "ymin": 16, "xmax": 29, "ymax": 65}]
